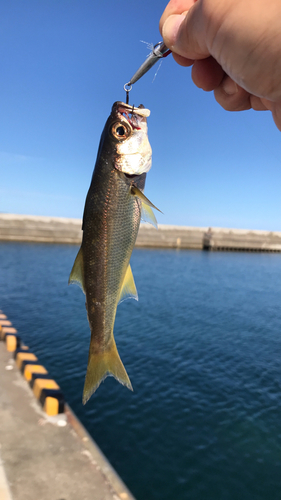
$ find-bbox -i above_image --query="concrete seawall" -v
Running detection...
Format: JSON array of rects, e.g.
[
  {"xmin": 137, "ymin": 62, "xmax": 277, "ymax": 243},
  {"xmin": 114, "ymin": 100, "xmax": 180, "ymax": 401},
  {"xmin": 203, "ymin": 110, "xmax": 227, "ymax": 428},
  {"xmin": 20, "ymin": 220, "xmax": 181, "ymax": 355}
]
[{"xmin": 1, "ymin": 214, "xmax": 281, "ymax": 252}]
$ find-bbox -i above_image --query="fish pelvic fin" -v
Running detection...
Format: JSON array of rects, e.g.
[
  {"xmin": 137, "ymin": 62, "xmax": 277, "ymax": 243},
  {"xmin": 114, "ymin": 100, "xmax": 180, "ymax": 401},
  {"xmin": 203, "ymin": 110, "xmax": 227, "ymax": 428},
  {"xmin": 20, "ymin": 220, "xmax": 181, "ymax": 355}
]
[
  {"xmin": 82, "ymin": 338, "xmax": 133, "ymax": 404},
  {"xmin": 68, "ymin": 246, "xmax": 85, "ymax": 293}
]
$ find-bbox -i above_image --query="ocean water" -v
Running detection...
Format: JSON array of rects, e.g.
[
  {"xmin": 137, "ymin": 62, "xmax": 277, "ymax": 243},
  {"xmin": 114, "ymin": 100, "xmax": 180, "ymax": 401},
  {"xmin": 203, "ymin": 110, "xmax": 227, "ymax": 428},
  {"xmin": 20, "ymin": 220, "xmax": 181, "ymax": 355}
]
[{"xmin": 1, "ymin": 242, "xmax": 281, "ymax": 500}]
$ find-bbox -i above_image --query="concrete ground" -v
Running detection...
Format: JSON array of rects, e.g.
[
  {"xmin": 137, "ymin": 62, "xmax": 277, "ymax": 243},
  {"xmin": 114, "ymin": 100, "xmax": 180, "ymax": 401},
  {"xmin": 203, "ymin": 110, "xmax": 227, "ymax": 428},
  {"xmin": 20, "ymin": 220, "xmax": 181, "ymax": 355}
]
[{"xmin": 0, "ymin": 341, "xmax": 135, "ymax": 500}]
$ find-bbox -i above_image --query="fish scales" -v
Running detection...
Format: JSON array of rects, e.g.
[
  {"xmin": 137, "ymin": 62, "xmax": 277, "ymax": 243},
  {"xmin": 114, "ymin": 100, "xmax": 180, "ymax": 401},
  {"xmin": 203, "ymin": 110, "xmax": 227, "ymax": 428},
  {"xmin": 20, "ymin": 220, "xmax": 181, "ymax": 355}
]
[
  {"xmin": 83, "ymin": 168, "xmax": 144, "ymax": 348},
  {"xmin": 69, "ymin": 101, "xmax": 157, "ymax": 404}
]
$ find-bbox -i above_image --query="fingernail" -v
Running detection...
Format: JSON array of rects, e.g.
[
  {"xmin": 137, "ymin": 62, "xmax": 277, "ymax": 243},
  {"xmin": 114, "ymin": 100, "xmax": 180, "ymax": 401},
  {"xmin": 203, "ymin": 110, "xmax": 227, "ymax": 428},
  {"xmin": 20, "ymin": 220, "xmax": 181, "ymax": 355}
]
[
  {"xmin": 223, "ymin": 77, "xmax": 238, "ymax": 95},
  {"xmin": 162, "ymin": 14, "xmax": 185, "ymax": 48}
]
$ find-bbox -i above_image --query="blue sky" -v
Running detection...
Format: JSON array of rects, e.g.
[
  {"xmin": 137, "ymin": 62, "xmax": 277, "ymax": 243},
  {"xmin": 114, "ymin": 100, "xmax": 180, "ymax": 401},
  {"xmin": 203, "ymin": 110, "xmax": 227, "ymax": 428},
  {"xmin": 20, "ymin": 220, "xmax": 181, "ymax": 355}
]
[{"xmin": 1, "ymin": 0, "xmax": 281, "ymax": 230}]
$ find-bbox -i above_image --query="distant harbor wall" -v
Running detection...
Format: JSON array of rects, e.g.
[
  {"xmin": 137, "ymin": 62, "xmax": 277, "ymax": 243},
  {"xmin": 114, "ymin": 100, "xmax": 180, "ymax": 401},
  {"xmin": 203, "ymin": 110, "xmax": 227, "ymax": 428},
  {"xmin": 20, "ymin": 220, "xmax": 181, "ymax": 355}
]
[
  {"xmin": 1, "ymin": 214, "xmax": 281, "ymax": 252},
  {"xmin": 0, "ymin": 214, "xmax": 82, "ymax": 244}
]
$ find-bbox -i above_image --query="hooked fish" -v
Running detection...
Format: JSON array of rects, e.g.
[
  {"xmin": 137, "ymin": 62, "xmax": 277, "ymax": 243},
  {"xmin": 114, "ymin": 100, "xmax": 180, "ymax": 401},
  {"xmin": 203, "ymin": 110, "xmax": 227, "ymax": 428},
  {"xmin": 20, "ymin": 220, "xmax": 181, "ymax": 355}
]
[{"xmin": 69, "ymin": 101, "xmax": 159, "ymax": 404}]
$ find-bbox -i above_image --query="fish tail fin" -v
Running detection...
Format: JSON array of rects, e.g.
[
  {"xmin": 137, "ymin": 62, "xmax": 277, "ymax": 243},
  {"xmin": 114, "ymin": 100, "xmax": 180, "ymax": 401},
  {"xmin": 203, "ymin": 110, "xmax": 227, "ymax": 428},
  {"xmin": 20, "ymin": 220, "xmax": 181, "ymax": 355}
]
[{"xmin": 82, "ymin": 339, "xmax": 133, "ymax": 404}]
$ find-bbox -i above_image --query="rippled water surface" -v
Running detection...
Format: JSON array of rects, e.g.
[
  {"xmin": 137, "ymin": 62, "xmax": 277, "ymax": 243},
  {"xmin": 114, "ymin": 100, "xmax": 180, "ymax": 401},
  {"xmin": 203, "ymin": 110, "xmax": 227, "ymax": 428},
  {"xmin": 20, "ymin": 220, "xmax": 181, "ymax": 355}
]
[{"xmin": 1, "ymin": 242, "xmax": 281, "ymax": 500}]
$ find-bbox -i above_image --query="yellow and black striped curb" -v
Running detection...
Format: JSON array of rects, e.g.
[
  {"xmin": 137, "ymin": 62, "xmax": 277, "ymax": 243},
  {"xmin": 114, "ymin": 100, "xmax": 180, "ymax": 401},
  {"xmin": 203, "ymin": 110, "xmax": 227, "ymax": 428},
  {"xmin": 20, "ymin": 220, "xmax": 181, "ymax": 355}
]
[{"xmin": 0, "ymin": 311, "xmax": 65, "ymax": 417}]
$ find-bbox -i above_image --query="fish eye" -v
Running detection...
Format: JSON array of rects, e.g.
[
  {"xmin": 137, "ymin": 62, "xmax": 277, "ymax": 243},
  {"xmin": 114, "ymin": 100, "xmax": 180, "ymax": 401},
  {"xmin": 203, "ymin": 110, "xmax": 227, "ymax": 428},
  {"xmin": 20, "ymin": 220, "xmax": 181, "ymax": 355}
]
[
  {"xmin": 111, "ymin": 122, "xmax": 131, "ymax": 141},
  {"xmin": 116, "ymin": 126, "xmax": 125, "ymax": 136}
]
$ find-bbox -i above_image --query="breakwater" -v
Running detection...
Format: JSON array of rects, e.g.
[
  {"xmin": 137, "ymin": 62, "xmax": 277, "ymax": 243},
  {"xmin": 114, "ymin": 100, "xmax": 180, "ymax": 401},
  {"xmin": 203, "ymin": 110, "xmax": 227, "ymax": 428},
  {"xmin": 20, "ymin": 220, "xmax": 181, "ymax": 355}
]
[{"xmin": 1, "ymin": 213, "xmax": 281, "ymax": 251}]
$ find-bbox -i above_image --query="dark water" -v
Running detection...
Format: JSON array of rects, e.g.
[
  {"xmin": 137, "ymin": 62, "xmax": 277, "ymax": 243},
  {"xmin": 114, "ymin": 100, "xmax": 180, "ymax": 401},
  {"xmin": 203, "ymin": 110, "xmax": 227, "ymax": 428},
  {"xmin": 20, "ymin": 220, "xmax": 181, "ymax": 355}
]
[{"xmin": 1, "ymin": 242, "xmax": 281, "ymax": 500}]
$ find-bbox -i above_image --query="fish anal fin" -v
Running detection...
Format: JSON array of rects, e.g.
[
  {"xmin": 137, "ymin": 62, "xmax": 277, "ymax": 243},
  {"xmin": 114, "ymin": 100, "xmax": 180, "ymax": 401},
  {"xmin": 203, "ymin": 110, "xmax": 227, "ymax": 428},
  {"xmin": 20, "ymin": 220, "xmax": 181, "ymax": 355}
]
[
  {"xmin": 141, "ymin": 202, "xmax": 158, "ymax": 229},
  {"xmin": 82, "ymin": 339, "xmax": 133, "ymax": 404},
  {"xmin": 118, "ymin": 264, "xmax": 138, "ymax": 304},
  {"xmin": 131, "ymin": 185, "xmax": 162, "ymax": 213},
  {"xmin": 68, "ymin": 247, "xmax": 85, "ymax": 294}
]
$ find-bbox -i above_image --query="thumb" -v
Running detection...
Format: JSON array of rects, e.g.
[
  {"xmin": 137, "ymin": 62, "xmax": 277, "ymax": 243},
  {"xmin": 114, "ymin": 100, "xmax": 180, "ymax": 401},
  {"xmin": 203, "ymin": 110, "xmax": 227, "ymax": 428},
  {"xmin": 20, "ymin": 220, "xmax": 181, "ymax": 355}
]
[{"xmin": 162, "ymin": 4, "xmax": 210, "ymax": 60}]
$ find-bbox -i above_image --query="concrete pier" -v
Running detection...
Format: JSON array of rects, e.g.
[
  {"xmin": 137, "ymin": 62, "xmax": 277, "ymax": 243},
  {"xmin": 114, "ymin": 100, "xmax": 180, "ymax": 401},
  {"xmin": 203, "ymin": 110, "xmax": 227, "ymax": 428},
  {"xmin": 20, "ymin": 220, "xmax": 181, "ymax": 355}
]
[
  {"xmin": 0, "ymin": 214, "xmax": 82, "ymax": 245},
  {"xmin": 202, "ymin": 227, "xmax": 281, "ymax": 252},
  {"xmin": 1, "ymin": 213, "xmax": 281, "ymax": 252},
  {"xmin": 0, "ymin": 324, "xmax": 135, "ymax": 500}
]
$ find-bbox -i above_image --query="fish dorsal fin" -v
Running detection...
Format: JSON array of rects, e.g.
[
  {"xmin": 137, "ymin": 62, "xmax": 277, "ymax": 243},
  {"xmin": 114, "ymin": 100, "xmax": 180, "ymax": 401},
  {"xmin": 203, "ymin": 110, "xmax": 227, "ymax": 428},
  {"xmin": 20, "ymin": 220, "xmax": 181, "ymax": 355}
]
[
  {"xmin": 118, "ymin": 264, "xmax": 138, "ymax": 304},
  {"xmin": 68, "ymin": 247, "xmax": 85, "ymax": 294},
  {"xmin": 130, "ymin": 185, "xmax": 162, "ymax": 213},
  {"xmin": 141, "ymin": 202, "xmax": 158, "ymax": 229}
]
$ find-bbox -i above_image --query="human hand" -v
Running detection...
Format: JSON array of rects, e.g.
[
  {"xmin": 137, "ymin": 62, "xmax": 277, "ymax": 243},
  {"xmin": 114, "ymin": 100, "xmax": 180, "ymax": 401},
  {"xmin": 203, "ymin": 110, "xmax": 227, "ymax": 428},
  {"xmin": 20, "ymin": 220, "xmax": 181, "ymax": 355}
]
[{"xmin": 159, "ymin": 0, "xmax": 281, "ymax": 130}]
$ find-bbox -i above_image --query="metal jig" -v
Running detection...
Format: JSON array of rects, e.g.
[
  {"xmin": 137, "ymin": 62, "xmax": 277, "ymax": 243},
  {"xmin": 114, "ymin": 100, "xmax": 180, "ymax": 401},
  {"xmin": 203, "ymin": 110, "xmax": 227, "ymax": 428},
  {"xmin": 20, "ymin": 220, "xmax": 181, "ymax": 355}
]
[{"xmin": 127, "ymin": 41, "xmax": 171, "ymax": 86}]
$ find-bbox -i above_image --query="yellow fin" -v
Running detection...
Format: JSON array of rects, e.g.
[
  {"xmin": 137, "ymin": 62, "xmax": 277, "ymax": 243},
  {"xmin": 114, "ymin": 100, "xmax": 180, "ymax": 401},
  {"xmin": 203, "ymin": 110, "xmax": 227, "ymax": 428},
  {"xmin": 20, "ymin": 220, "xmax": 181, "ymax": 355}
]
[
  {"xmin": 82, "ymin": 338, "xmax": 133, "ymax": 404},
  {"xmin": 131, "ymin": 185, "xmax": 162, "ymax": 213},
  {"xmin": 68, "ymin": 247, "xmax": 85, "ymax": 294},
  {"xmin": 118, "ymin": 264, "xmax": 138, "ymax": 304},
  {"xmin": 141, "ymin": 202, "xmax": 158, "ymax": 229}
]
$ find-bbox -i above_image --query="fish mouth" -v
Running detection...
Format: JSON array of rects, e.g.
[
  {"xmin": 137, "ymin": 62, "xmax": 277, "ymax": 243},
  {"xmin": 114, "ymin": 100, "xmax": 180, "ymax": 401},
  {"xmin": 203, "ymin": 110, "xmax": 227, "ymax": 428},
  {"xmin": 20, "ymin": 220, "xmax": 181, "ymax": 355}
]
[
  {"xmin": 112, "ymin": 101, "xmax": 150, "ymax": 130},
  {"xmin": 113, "ymin": 101, "xmax": 150, "ymax": 118}
]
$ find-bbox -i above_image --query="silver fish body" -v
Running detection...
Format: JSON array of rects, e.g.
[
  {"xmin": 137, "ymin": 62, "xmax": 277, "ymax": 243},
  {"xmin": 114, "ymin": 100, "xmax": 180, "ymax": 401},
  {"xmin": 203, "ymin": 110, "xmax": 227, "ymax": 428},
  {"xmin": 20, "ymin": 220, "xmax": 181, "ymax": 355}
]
[{"xmin": 69, "ymin": 101, "xmax": 157, "ymax": 404}]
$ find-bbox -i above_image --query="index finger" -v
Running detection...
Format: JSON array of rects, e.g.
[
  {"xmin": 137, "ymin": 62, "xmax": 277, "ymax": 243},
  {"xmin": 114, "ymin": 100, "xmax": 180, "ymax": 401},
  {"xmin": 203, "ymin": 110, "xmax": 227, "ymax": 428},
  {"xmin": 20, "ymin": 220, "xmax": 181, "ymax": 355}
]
[{"xmin": 159, "ymin": 0, "xmax": 197, "ymax": 33}]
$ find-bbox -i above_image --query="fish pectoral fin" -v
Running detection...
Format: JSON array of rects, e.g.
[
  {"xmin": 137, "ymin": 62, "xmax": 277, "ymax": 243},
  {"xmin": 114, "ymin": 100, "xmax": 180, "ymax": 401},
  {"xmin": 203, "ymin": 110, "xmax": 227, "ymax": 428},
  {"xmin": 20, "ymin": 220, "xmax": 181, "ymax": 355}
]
[
  {"xmin": 82, "ymin": 339, "xmax": 133, "ymax": 404},
  {"xmin": 141, "ymin": 202, "xmax": 158, "ymax": 229},
  {"xmin": 118, "ymin": 264, "xmax": 138, "ymax": 304},
  {"xmin": 68, "ymin": 246, "xmax": 85, "ymax": 294},
  {"xmin": 131, "ymin": 185, "xmax": 162, "ymax": 213}
]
